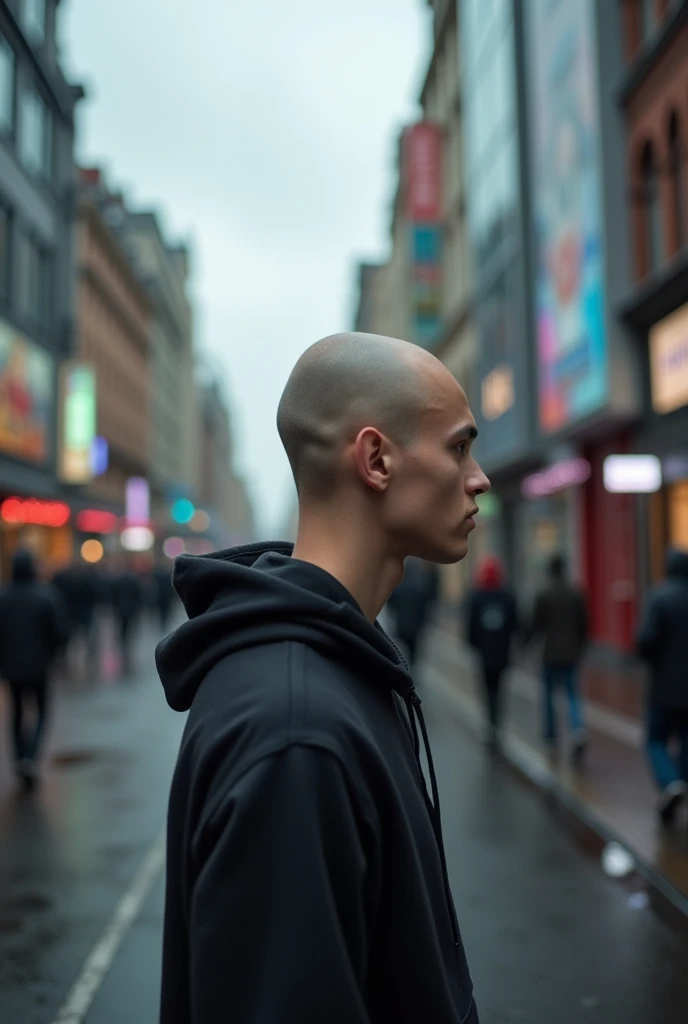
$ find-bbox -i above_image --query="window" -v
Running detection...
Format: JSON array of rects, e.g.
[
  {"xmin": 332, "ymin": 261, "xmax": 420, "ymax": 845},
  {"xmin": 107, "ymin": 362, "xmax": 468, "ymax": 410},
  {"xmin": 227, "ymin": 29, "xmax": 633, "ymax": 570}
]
[
  {"xmin": 17, "ymin": 231, "xmax": 51, "ymax": 323},
  {"xmin": 20, "ymin": 0, "xmax": 46, "ymax": 47},
  {"xmin": 0, "ymin": 33, "xmax": 15, "ymax": 133},
  {"xmin": 641, "ymin": 142, "xmax": 664, "ymax": 272},
  {"xmin": 669, "ymin": 112, "xmax": 685, "ymax": 248},
  {"xmin": 0, "ymin": 202, "xmax": 12, "ymax": 298},
  {"xmin": 19, "ymin": 86, "xmax": 52, "ymax": 178}
]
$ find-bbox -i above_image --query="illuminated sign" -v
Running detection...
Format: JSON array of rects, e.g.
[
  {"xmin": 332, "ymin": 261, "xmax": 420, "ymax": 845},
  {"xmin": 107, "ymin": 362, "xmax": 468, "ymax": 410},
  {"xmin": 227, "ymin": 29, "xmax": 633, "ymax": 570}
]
[
  {"xmin": 76, "ymin": 510, "xmax": 118, "ymax": 534},
  {"xmin": 405, "ymin": 123, "xmax": 442, "ymax": 223},
  {"xmin": 171, "ymin": 498, "xmax": 195, "ymax": 525},
  {"xmin": 522, "ymin": 458, "xmax": 591, "ymax": 500},
  {"xmin": 650, "ymin": 302, "xmax": 688, "ymax": 415},
  {"xmin": 60, "ymin": 363, "xmax": 97, "ymax": 483},
  {"xmin": 0, "ymin": 322, "xmax": 53, "ymax": 463},
  {"xmin": 90, "ymin": 436, "xmax": 109, "ymax": 477},
  {"xmin": 121, "ymin": 526, "xmax": 154, "ymax": 552},
  {"xmin": 603, "ymin": 455, "xmax": 661, "ymax": 494},
  {"xmin": 1, "ymin": 497, "xmax": 71, "ymax": 528},
  {"xmin": 125, "ymin": 477, "xmax": 150, "ymax": 525},
  {"xmin": 481, "ymin": 364, "xmax": 515, "ymax": 421}
]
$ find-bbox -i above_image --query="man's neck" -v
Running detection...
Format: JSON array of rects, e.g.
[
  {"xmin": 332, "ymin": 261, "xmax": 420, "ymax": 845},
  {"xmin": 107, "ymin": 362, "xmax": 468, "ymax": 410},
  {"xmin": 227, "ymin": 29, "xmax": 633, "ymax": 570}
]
[{"xmin": 292, "ymin": 514, "xmax": 403, "ymax": 622}]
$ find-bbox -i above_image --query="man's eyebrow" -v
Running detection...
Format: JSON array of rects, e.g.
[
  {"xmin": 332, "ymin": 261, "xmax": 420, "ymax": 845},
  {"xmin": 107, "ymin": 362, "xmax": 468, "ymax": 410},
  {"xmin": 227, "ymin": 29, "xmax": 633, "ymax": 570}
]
[{"xmin": 449, "ymin": 424, "xmax": 478, "ymax": 443}]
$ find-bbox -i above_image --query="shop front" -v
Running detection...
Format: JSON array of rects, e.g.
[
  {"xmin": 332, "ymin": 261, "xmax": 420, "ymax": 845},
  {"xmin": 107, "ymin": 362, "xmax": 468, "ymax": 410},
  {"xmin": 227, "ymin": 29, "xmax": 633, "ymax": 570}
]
[{"xmin": 0, "ymin": 495, "xmax": 73, "ymax": 580}]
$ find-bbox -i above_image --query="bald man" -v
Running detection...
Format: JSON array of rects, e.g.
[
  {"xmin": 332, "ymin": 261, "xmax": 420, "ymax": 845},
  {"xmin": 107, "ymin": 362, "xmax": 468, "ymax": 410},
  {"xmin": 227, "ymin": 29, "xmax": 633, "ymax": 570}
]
[{"xmin": 157, "ymin": 333, "xmax": 489, "ymax": 1023}]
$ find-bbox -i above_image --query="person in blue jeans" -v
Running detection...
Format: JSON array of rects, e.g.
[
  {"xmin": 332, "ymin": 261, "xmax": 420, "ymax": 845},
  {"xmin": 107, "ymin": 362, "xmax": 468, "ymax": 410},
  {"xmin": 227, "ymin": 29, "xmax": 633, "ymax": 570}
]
[
  {"xmin": 526, "ymin": 554, "xmax": 589, "ymax": 764},
  {"xmin": 637, "ymin": 549, "xmax": 688, "ymax": 824}
]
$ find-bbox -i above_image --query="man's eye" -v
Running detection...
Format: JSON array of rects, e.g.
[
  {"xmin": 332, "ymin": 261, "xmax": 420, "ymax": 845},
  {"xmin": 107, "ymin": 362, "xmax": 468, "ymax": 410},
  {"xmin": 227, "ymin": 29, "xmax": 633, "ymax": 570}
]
[{"xmin": 453, "ymin": 442, "xmax": 467, "ymax": 457}]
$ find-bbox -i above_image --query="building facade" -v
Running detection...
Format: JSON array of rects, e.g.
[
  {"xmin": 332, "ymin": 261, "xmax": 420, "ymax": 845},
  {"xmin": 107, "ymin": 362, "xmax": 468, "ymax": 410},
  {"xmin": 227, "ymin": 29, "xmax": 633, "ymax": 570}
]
[
  {"xmin": 0, "ymin": 0, "xmax": 82, "ymax": 576},
  {"xmin": 75, "ymin": 169, "xmax": 152, "ymax": 522},
  {"xmin": 620, "ymin": 0, "xmax": 688, "ymax": 588},
  {"xmin": 198, "ymin": 378, "xmax": 254, "ymax": 547},
  {"xmin": 118, "ymin": 211, "xmax": 199, "ymax": 530}
]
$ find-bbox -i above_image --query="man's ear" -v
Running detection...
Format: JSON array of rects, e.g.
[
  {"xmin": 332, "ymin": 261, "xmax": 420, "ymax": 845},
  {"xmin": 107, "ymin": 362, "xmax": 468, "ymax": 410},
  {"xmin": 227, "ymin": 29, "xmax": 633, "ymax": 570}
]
[{"xmin": 354, "ymin": 427, "xmax": 392, "ymax": 492}]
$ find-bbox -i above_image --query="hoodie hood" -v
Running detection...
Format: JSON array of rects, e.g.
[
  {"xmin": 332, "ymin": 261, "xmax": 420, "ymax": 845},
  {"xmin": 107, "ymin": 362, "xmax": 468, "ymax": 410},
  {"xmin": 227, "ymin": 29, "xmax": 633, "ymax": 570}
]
[
  {"xmin": 156, "ymin": 541, "xmax": 415, "ymax": 713},
  {"xmin": 667, "ymin": 549, "xmax": 688, "ymax": 582}
]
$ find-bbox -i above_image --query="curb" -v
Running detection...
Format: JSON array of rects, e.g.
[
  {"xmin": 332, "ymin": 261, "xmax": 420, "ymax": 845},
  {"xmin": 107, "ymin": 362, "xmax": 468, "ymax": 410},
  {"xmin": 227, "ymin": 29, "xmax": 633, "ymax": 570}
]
[{"xmin": 422, "ymin": 660, "xmax": 688, "ymax": 927}]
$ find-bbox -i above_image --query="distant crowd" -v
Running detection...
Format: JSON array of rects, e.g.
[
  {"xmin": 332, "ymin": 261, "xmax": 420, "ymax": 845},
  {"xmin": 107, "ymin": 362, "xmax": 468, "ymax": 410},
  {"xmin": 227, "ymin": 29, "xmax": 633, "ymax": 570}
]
[{"xmin": 0, "ymin": 549, "xmax": 177, "ymax": 791}]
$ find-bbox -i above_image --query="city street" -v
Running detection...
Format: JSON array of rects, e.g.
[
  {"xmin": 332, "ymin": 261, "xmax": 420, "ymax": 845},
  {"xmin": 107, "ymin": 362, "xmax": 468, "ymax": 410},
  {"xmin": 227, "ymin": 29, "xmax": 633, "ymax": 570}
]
[{"xmin": 0, "ymin": 622, "xmax": 687, "ymax": 1023}]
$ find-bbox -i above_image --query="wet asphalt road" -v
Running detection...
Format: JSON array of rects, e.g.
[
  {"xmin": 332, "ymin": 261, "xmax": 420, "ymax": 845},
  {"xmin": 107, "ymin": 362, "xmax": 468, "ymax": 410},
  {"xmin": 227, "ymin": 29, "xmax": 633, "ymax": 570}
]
[{"xmin": 0, "ymin": 625, "xmax": 687, "ymax": 1023}]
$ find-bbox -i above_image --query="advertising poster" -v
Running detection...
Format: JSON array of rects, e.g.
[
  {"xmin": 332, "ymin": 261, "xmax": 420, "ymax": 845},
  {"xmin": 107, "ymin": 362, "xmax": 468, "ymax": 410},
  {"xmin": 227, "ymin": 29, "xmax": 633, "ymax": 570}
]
[
  {"xmin": 405, "ymin": 123, "xmax": 443, "ymax": 349},
  {"xmin": 0, "ymin": 320, "xmax": 53, "ymax": 464},
  {"xmin": 528, "ymin": 0, "xmax": 607, "ymax": 433}
]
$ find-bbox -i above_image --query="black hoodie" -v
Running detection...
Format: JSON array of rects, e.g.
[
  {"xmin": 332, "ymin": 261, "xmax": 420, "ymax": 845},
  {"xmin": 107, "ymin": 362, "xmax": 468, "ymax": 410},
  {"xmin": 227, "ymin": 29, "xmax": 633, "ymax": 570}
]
[
  {"xmin": 156, "ymin": 542, "xmax": 477, "ymax": 1024},
  {"xmin": 637, "ymin": 549, "xmax": 688, "ymax": 709}
]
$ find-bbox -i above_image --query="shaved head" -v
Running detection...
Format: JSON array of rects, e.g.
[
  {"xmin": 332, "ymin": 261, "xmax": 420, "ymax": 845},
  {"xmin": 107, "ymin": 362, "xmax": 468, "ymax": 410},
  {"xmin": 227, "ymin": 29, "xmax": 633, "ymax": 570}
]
[{"xmin": 277, "ymin": 332, "xmax": 432, "ymax": 497}]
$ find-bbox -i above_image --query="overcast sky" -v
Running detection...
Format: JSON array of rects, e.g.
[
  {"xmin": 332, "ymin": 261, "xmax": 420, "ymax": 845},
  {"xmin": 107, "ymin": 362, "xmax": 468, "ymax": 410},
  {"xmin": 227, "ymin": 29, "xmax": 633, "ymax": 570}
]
[{"xmin": 60, "ymin": 0, "xmax": 430, "ymax": 536}]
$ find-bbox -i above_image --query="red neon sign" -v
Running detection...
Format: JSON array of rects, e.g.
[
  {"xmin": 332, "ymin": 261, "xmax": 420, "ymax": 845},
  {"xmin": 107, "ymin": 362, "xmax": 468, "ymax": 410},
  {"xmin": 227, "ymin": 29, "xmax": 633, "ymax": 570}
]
[
  {"xmin": 76, "ymin": 510, "xmax": 118, "ymax": 534},
  {"xmin": 1, "ymin": 497, "xmax": 71, "ymax": 528}
]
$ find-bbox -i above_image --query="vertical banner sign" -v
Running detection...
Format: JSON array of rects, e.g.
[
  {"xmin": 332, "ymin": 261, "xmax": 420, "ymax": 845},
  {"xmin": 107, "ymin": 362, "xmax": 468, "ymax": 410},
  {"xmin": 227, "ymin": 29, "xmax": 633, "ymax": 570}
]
[
  {"xmin": 528, "ymin": 0, "xmax": 608, "ymax": 433},
  {"xmin": 59, "ymin": 363, "xmax": 96, "ymax": 483},
  {"xmin": 405, "ymin": 124, "xmax": 443, "ymax": 349}
]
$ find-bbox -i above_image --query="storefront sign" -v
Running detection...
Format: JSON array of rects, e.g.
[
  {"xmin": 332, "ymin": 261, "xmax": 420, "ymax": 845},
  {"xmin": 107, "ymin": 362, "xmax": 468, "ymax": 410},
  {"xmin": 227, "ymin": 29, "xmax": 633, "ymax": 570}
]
[
  {"xmin": 76, "ymin": 510, "xmax": 118, "ymax": 534},
  {"xmin": 405, "ymin": 123, "xmax": 443, "ymax": 349},
  {"xmin": 650, "ymin": 302, "xmax": 688, "ymax": 415},
  {"xmin": 1, "ymin": 497, "xmax": 71, "ymax": 528},
  {"xmin": 522, "ymin": 458, "xmax": 591, "ymax": 500},
  {"xmin": 125, "ymin": 477, "xmax": 150, "ymax": 525},
  {"xmin": 0, "ymin": 321, "xmax": 53, "ymax": 464},
  {"xmin": 481, "ymin": 364, "xmax": 515, "ymax": 421},
  {"xmin": 603, "ymin": 455, "xmax": 661, "ymax": 494},
  {"xmin": 527, "ymin": 0, "xmax": 608, "ymax": 433},
  {"xmin": 59, "ymin": 363, "xmax": 97, "ymax": 484},
  {"xmin": 405, "ymin": 123, "xmax": 442, "ymax": 223}
]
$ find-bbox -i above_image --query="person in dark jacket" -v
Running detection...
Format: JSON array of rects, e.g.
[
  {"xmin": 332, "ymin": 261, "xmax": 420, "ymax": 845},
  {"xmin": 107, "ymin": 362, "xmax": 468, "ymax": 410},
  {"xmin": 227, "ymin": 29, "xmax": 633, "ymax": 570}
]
[
  {"xmin": 110, "ymin": 563, "xmax": 144, "ymax": 674},
  {"xmin": 526, "ymin": 553, "xmax": 589, "ymax": 762},
  {"xmin": 156, "ymin": 332, "xmax": 490, "ymax": 1023},
  {"xmin": 152, "ymin": 562, "xmax": 176, "ymax": 632},
  {"xmin": 0, "ymin": 549, "xmax": 67, "ymax": 788},
  {"xmin": 53, "ymin": 560, "xmax": 102, "ymax": 670},
  {"xmin": 637, "ymin": 549, "xmax": 688, "ymax": 823},
  {"xmin": 466, "ymin": 555, "xmax": 518, "ymax": 748},
  {"xmin": 387, "ymin": 556, "xmax": 439, "ymax": 667}
]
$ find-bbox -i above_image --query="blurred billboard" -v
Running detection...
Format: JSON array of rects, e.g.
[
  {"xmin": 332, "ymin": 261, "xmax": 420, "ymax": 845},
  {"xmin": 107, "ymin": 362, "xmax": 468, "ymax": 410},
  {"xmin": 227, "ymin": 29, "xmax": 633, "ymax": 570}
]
[
  {"xmin": 528, "ymin": 0, "xmax": 608, "ymax": 433},
  {"xmin": 0, "ymin": 320, "xmax": 53, "ymax": 464}
]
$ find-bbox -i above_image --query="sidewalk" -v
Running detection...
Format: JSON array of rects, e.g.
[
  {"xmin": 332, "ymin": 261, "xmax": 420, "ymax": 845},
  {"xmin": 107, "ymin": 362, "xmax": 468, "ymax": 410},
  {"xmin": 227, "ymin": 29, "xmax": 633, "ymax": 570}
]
[{"xmin": 421, "ymin": 616, "xmax": 688, "ymax": 907}]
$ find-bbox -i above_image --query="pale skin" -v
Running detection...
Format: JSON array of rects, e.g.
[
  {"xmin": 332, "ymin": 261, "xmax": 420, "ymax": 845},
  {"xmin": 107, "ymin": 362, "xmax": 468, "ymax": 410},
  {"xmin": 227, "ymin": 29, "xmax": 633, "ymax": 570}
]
[{"xmin": 292, "ymin": 339, "xmax": 491, "ymax": 622}]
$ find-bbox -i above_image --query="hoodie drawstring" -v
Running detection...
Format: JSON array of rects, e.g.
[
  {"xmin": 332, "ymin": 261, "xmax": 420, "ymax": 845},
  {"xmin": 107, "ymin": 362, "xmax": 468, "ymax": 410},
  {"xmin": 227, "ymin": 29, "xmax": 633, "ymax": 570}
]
[{"xmin": 404, "ymin": 691, "xmax": 460, "ymax": 949}]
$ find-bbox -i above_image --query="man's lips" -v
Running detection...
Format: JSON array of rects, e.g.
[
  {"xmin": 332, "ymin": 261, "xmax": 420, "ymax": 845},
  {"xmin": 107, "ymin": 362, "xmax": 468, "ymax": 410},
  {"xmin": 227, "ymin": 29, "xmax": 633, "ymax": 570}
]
[{"xmin": 464, "ymin": 507, "xmax": 480, "ymax": 527}]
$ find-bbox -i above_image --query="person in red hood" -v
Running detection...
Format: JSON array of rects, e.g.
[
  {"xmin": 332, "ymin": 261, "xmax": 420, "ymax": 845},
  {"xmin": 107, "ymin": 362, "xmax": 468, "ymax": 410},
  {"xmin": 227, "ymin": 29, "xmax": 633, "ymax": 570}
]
[{"xmin": 466, "ymin": 555, "xmax": 518, "ymax": 749}]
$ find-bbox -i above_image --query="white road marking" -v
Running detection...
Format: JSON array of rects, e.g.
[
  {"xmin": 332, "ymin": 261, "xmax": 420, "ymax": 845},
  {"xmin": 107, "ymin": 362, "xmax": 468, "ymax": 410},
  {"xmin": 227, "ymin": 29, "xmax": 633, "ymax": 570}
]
[{"xmin": 51, "ymin": 831, "xmax": 166, "ymax": 1024}]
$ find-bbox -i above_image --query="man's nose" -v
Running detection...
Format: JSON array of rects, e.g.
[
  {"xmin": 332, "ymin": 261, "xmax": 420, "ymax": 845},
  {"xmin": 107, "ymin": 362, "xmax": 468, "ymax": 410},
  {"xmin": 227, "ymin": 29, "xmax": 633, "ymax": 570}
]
[{"xmin": 469, "ymin": 462, "xmax": 491, "ymax": 496}]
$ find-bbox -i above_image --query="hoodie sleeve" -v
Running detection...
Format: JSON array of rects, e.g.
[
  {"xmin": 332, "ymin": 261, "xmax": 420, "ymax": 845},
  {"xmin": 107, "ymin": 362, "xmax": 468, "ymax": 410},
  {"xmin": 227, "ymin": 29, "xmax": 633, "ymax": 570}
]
[{"xmin": 190, "ymin": 744, "xmax": 373, "ymax": 1024}]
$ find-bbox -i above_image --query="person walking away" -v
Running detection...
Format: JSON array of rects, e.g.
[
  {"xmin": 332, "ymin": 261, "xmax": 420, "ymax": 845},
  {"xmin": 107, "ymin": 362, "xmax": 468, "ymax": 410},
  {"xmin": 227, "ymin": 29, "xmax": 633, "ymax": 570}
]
[
  {"xmin": 466, "ymin": 555, "xmax": 518, "ymax": 749},
  {"xmin": 636, "ymin": 549, "xmax": 688, "ymax": 824},
  {"xmin": 0, "ymin": 550, "xmax": 68, "ymax": 789},
  {"xmin": 526, "ymin": 554, "xmax": 589, "ymax": 763},
  {"xmin": 53, "ymin": 560, "xmax": 101, "ymax": 673},
  {"xmin": 156, "ymin": 332, "xmax": 489, "ymax": 1023},
  {"xmin": 110, "ymin": 564, "xmax": 144, "ymax": 674},
  {"xmin": 152, "ymin": 561, "xmax": 176, "ymax": 633},
  {"xmin": 387, "ymin": 557, "xmax": 440, "ymax": 669}
]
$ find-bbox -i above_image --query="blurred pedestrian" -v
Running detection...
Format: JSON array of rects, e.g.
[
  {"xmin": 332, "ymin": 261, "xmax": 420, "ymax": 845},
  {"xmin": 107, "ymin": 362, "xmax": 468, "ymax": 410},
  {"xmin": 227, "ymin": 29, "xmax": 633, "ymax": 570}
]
[
  {"xmin": 110, "ymin": 562, "xmax": 144, "ymax": 674},
  {"xmin": 53, "ymin": 559, "xmax": 102, "ymax": 672},
  {"xmin": 636, "ymin": 549, "xmax": 688, "ymax": 824},
  {"xmin": 0, "ymin": 550, "xmax": 67, "ymax": 789},
  {"xmin": 152, "ymin": 561, "xmax": 176, "ymax": 633},
  {"xmin": 156, "ymin": 333, "xmax": 486, "ymax": 1024},
  {"xmin": 526, "ymin": 554, "xmax": 589, "ymax": 763},
  {"xmin": 387, "ymin": 557, "xmax": 439, "ymax": 669},
  {"xmin": 466, "ymin": 555, "xmax": 518, "ymax": 749}
]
